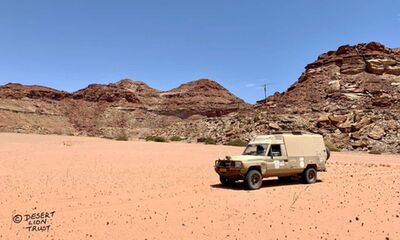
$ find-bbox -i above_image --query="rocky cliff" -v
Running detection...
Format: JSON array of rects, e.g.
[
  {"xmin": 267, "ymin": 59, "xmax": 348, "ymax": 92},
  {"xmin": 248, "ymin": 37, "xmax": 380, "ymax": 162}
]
[
  {"xmin": 153, "ymin": 42, "xmax": 400, "ymax": 153},
  {"xmin": 256, "ymin": 42, "xmax": 400, "ymax": 113}
]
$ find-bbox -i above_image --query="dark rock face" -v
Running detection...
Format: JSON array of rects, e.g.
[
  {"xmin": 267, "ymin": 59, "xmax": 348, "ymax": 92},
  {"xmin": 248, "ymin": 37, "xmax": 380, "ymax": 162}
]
[
  {"xmin": 0, "ymin": 83, "xmax": 70, "ymax": 100},
  {"xmin": 157, "ymin": 79, "xmax": 250, "ymax": 118},
  {"xmin": 72, "ymin": 81, "xmax": 145, "ymax": 103}
]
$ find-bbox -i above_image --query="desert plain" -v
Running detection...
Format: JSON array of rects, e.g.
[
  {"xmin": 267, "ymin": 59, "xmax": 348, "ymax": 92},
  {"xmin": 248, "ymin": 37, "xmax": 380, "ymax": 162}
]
[{"xmin": 0, "ymin": 133, "xmax": 399, "ymax": 240}]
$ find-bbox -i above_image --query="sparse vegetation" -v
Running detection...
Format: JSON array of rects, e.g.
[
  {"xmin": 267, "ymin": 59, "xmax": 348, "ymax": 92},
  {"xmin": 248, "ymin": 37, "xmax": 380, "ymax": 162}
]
[
  {"xmin": 225, "ymin": 139, "xmax": 247, "ymax": 147},
  {"xmin": 368, "ymin": 150, "xmax": 382, "ymax": 155},
  {"xmin": 145, "ymin": 136, "xmax": 168, "ymax": 142},
  {"xmin": 65, "ymin": 131, "xmax": 75, "ymax": 136},
  {"xmin": 53, "ymin": 128, "xmax": 63, "ymax": 135},
  {"xmin": 86, "ymin": 132, "xmax": 98, "ymax": 137},
  {"xmin": 325, "ymin": 141, "xmax": 340, "ymax": 152},
  {"xmin": 115, "ymin": 131, "xmax": 129, "ymax": 141},
  {"xmin": 62, "ymin": 141, "xmax": 73, "ymax": 147},
  {"xmin": 197, "ymin": 137, "xmax": 216, "ymax": 145},
  {"xmin": 102, "ymin": 135, "xmax": 114, "ymax": 140},
  {"xmin": 169, "ymin": 136, "xmax": 183, "ymax": 141}
]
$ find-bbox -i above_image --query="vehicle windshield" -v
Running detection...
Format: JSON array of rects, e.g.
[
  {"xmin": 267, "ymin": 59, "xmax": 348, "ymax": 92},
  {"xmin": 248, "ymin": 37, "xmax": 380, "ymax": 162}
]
[{"xmin": 242, "ymin": 144, "xmax": 268, "ymax": 156}]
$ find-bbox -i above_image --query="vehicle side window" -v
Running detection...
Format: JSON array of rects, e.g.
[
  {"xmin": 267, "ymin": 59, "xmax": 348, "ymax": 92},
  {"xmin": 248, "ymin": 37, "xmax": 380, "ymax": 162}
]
[
  {"xmin": 242, "ymin": 144, "xmax": 268, "ymax": 156},
  {"xmin": 256, "ymin": 145, "xmax": 266, "ymax": 155},
  {"xmin": 269, "ymin": 144, "xmax": 282, "ymax": 157}
]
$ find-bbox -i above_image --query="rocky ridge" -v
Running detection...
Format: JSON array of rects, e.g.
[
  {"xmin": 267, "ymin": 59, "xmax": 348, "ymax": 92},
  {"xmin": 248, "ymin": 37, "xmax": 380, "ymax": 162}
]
[{"xmin": 0, "ymin": 78, "xmax": 249, "ymax": 138}]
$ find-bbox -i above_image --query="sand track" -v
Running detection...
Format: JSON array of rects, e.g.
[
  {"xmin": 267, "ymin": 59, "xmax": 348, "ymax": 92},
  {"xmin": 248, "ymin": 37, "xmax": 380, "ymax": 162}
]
[{"xmin": 0, "ymin": 133, "xmax": 399, "ymax": 240}]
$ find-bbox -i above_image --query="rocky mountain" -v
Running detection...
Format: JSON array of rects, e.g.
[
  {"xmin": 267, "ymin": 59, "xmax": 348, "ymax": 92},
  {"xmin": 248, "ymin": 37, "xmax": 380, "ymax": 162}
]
[
  {"xmin": 0, "ymin": 42, "xmax": 399, "ymax": 153},
  {"xmin": 153, "ymin": 42, "xmax": 400, "ymax": 153},
  {"xmin": 0, "ymin": 78, "xmax": 249, "ymax": 138}
]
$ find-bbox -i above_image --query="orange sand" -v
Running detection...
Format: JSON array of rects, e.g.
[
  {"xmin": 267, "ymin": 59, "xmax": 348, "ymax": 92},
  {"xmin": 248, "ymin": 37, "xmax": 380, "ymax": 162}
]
[{"xmin": 0, "ymin": 133, "xmax": 399, "ymax": 240}]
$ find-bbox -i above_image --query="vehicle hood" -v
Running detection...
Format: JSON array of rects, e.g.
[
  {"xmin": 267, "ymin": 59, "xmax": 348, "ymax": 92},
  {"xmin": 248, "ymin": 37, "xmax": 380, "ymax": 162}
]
[{"xmin": 229, "ymin": 155, "xmax": 263, "ymax": 162}]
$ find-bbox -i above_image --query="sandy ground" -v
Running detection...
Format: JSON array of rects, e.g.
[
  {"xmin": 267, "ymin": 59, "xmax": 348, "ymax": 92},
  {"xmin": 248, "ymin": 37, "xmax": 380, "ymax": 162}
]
[{"xmin": 0, "ymin": 133, "xmax": 399, "ymax": 240}]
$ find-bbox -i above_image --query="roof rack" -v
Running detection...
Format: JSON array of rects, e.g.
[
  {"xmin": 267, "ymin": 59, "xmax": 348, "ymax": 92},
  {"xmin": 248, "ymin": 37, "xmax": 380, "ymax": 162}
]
[{"xmin": 268, "ymin": 130, "xmax": 309, "ymax": 135}]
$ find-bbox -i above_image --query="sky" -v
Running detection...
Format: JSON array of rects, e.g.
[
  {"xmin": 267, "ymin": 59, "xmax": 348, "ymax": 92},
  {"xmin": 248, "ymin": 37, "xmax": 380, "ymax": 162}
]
[{"xmin": 0, "ymin": 0, "xmax": 399, "ymax": 103}]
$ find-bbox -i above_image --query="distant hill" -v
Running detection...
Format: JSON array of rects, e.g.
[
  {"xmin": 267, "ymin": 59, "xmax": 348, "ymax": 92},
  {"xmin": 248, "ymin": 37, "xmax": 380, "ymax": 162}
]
[{"xmin": 0, "ymin": 78, "xmax": 250, "ymax": 138}]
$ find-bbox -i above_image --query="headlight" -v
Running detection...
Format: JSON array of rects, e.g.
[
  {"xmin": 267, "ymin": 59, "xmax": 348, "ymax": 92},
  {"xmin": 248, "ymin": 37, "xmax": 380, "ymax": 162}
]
[{"xmin": 234, "ymin": 161, "xmax": 242, "ymax": 168}]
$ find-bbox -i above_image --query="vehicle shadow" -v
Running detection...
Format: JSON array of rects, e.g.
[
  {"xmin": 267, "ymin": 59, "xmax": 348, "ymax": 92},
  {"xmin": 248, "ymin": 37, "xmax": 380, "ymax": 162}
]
[{"xmin": 210, "ymin": 178, "xmax": 323, "ymax": 191}]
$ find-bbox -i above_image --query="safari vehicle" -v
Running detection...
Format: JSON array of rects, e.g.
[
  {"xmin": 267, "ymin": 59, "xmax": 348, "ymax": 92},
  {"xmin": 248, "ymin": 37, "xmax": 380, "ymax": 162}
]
[{"xmin": 214, "ymin": 131, "xmax": 330, "ymax": 190}]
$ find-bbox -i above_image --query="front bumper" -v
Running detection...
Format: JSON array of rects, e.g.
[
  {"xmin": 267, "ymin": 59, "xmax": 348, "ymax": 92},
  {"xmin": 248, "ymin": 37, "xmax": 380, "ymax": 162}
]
[{"xmin": 214, "ymin": 160, "xmax": 246, "ymax": 179}]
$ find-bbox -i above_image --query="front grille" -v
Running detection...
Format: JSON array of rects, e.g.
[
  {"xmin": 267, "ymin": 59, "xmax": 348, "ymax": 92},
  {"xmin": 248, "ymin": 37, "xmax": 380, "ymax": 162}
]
[{"xmin": 217, "ymin": 160, "xmax": 235, "ymax": 167}]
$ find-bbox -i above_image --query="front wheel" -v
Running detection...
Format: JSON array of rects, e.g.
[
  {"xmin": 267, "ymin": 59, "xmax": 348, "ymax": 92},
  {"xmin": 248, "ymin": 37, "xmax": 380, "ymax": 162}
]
[
  {"xmin": 302, "ymin": 168, "xmax": 317, "ymax": 184},
  {"xmin": 244, "ymin": 170, "xmax": 263, "ymax": 190},
  {"xmin": 220, "ymin": 176, "xmax": 235, "ymax": 186}
]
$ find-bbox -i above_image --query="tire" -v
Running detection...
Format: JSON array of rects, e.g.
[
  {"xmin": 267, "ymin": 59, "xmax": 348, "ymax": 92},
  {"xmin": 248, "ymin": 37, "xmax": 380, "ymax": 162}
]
[
  {"xmin": 326, "ymin": 147, "xmax": 331, "ymax": 161},
  {"xmin": 220, "ymin": 176, "xmax": 235, "ymax": 186},
  {"xmin": 302, "ymin": 167, "xmax": 317, "ymax": 184},
  {"xmin": 244, "ymin": 170, "xmax": 263, "ymax": 190}
]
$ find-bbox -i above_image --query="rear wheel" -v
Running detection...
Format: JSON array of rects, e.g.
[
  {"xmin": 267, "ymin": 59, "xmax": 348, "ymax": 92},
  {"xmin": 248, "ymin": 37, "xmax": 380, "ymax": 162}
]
[
  {"xmin": 244, "ymin": 170, "xmax": 263, "ymax": 190},
  {"xmin": 302, "ymin": 167, "xmax": 317, "ymax": 184},
  {"xmin": 326, "ymin": 147, "xmax": 331, "ymax": 160},
  {"xmin": 219, "ymin": 176, "xmax": 235, "ymax": 186}
]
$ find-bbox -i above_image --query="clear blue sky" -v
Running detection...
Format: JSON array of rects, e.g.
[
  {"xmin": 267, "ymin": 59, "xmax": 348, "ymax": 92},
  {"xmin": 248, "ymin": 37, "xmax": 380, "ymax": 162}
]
[{"xmin": 0, "ymin": 0, "xmax": 399, "ymax": 103}]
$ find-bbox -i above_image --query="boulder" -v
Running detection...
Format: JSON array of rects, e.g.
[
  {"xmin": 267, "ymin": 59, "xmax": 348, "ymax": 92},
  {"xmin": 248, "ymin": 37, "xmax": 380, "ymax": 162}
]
[
  {"xmin": 338, "ymin": 121, "xmax": 353, "ymax": 133},
  {"xmin": 366, "ymin": 59, "xmax": 385, "ymax": 74},
  {"xmin": 316, "ymin": 114, "xmax": 331, "ymax": 127},
  {"xmin": 386, "ymin": 65, "xmax": 400, "ymax": 75},
  {"xmin": 268, "ymin": 122, "xmax": 281, "ymax": 130},
  {"xmin": 327, "ymin": 80, "xmax": 341, "ymax": 93},
  {"xmin": 386, "ymin": 120, "xmax": 399, "ymax": 130},
  {"xmin": 352, "ymin": 117, "xmax": 371, "ymax": 131},
  {"xmin": 351, "ymin": 139, "xmax": 368, "ymax": 148},
  {"xmin": 350, "ymin": 132, "xmax": 362, "ymax": 140},
  {"xmin": 365, "ymin": 42, "xmax": 386, "ymax": 51},
  {"xmin": 367, "ymin": 126, "xmax": 385, "ymax": 140},
  {"xmin": 366, "ymin": 58, "xmax": 397, "ymax": 75},
  {"xmin": 329, "ymin": 114, "xmax": 347, "ymax": 125},
  {"xmin": 340, "ymin": 57, "xmax": 366, "ymax": 74}
]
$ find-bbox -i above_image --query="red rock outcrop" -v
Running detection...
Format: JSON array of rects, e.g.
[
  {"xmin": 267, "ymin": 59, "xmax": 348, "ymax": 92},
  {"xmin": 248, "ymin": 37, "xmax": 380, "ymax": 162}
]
[
  {"xmin": 0, "ymin": 83, "xmax": 70, "ymax": 100},
  {"xmin": 256, "ymin": 42, "xmax": 400, "ymax": 114},
  {"xmin": 157, "ymin": 79, "xmax": 249, "ymax": 118}
]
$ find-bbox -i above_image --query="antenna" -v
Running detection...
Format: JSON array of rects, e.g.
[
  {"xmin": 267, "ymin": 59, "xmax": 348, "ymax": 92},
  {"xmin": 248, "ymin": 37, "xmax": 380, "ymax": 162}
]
[
  {"xmin": 256, "ymin": 82, "xmax": 275, "ymax": 101},
  {"xmin": 262, "ymin": 84, "xmax": 267, "ymax": 99}
]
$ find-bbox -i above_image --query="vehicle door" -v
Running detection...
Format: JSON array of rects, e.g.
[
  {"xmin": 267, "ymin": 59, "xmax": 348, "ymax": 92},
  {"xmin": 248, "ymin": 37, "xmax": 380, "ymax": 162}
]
[{"xmin": 266, "ymin": 144, "xmax": 289, "ymax": 175}]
